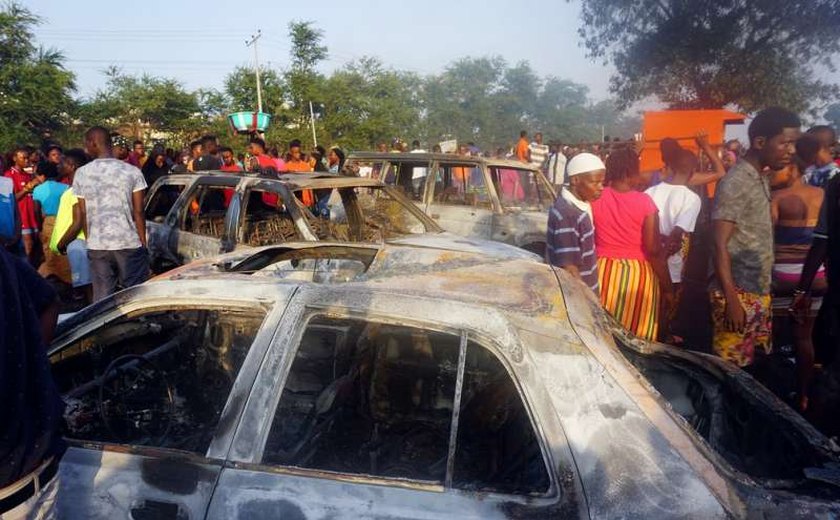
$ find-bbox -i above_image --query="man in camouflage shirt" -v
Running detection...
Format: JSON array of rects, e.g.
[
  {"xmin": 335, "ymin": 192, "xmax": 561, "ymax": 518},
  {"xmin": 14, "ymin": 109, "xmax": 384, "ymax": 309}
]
[{"xmin": 711, "ymin": 107, "xmax": 800, "ymax": 367}]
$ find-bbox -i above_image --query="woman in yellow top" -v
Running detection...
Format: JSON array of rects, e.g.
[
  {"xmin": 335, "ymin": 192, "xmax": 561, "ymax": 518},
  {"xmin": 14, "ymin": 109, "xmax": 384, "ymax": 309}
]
[{"xmin": 50, "ymin": 149, "xmax": 92, "ymax": 303}]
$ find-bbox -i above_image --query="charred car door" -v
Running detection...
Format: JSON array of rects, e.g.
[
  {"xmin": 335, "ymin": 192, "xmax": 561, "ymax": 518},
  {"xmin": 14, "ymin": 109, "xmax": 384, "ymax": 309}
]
[
  {"xmin": 424, "ymin": 161, "xmax": 498, "ymax": 241},
  {"xmin": 488, "ymin": 166, "xmax": 555, "ymax": 256},
  {"xmin": 170, "ymin": 179, "xmax": 239, "ymax": 265},
  {"xmin": 40, "ymin": 284, "xmax": 293, "ymax": 519},
  {"xmin": 208, "ymin": 288, "xmax": 578, "ymax": 519},
  {"xmin": 144, "ymin": 178, "xmax": 190, "ymax": 272}
]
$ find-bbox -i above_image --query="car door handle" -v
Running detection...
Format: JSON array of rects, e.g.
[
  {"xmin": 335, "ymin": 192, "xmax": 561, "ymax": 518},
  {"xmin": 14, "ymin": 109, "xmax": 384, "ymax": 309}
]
[{"xmin": 130, "ymin": 499, "xmax": 186, "ymax": 520}]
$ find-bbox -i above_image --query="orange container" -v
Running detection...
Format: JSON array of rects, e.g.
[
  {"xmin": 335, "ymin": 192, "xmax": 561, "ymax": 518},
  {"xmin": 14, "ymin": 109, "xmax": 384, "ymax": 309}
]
[
  {"xmin": 639, "ymin": 109, "xmax": 746, "ymax": 172},
  {"xmin": 639, "ymin": 109, "xmax": 746, "ymax": 197}
]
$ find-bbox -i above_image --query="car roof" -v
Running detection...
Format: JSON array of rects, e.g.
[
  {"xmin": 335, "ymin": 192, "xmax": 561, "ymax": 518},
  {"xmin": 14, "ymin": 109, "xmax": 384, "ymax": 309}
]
[
  {"xmin": 347, "ymin": 151, "xmax": 541, "ymax": 172},
  {"xmin": 161, "ymin": 172, "xmax": 386, "ymax": 190},
  {"xmin": 141, "ymin": 240, "xmax": 565, "ymax": 332}
]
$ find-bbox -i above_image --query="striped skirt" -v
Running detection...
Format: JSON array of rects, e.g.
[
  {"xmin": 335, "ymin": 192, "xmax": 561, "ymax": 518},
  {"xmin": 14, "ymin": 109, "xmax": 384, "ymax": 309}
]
[{"xmin": 597, "ymin": 257, "xmax": 660, "ymax": 341}]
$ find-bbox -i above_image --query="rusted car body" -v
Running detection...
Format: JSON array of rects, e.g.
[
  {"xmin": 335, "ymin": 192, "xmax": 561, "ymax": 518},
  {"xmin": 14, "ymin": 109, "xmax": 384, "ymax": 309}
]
[
  {"xmin": 346, "ymin": 152, "xmax": 556, "ymax": 255},
  {"xmin": 35, "ymin": 242, "xmax": 840, "ymax": 518},
  {"xmin": 143, "ymin": 172, "xmax": 446, "ymax": 271}
]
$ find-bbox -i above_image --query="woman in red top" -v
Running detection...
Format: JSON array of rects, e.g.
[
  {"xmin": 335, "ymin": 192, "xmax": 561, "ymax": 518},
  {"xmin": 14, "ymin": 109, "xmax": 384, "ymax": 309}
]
[{"xmin": 592, "ymin": 149, "xmax": 674, "ymax": 341}]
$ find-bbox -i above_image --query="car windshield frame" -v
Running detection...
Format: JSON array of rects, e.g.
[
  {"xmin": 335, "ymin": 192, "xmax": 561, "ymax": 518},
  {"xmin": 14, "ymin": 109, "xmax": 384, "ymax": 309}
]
[
  {"xmin": 488, "ymin": 164, "xmax": 556, "ymax": 212},
  {"xmin": 290, "ymin": 183, "xmax": 442, "ymax": 241}
]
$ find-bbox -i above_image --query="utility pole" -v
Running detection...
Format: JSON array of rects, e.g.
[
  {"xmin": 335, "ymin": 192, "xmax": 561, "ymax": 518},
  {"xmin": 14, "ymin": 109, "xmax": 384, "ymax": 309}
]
[
  {"xmin": 245, "ymin": 30, "xmax": 263, "ymax": 113},
  {"xmin": 309, "ymin": 101, "xmax": 318, "ymax": 147}
]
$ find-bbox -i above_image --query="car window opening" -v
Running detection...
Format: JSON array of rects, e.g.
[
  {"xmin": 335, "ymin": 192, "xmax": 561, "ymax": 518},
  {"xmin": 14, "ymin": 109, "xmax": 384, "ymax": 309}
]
[
  {"xmin": 299, "ymin": 187, "xmax": 428, "ymax": 243},
  {"xmin": 614, "ymin": 335, "xmax": 837, "ymax": 490},
  {"xmin": 145, "ymin": 183, "xmax": 185, "ymax": 223},
  {"xmin": 263, "ymin": 317, "xmax": 550, "ymax": 495},
  {"xmin": 242, "ymin": 189, "xmax": 300, "ymax": 246},
  {"xmin": 227, "ymin": 246, "xmax": 378, "ymax": 283},
  {"xmin": 183, "ymin": 185, "xmax": 231, "ymax": 238},
  {"xmin": 361, "ymin": 161, "xmax": 429, "ymax": 202},
  {"xmin": 489, "ymin": 167, "xmax": 552, "ymax": 211},
  {"xmin": 51, "ymin": 308, "xmax": 267, "ymax": 454},
  {"xmin": 432, "ymin": 165, "xmax": 492, "ymax": 209}
]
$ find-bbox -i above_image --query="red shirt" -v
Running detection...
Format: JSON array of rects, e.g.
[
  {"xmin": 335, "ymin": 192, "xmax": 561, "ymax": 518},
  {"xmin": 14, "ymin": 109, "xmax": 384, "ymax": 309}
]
[
  {"xmin": 254, "ymin": 154, "xmax": 276, "ymax": 170},
  {"xmin": 592, "ymin": 187, "xmax": 658, "ymax": 260},
  {"xmin": 4, "ymin": 167, "xmax": 37, "ymax": 231},
  {"xmin": 220, "ymin": 163, "xmax": 242, "ymax": 173}
]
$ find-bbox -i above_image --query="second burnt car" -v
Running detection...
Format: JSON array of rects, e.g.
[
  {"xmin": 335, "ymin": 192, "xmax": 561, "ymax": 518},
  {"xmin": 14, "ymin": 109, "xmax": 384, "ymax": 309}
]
[
  {"xmin": 346, "ymin": 152, "xmax": 557, "ymax": 255},
  {"xmin": 32, "ymin": 241, "xmax": 840, "ymax": 518},
  {"xmin": 143, "ymin": 172, "xmax": 445, "ymax": 272}
]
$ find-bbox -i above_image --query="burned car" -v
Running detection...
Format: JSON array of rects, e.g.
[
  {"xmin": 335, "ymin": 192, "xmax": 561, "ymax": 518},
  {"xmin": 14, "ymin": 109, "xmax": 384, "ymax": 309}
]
[
  {"xmin": 35, "ymin": 243, "xmax": 840, "ymax": 518},
  {"xmin": 144, "ymin": 172, "xmax": 443, "ymax": 271},
  {"xmin": 347, "ymin": 152, "xmax": 556, "ymax": 255}
]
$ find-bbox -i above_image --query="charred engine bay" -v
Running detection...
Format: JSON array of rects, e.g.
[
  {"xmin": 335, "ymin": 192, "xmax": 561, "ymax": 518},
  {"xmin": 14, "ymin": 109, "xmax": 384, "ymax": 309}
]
[{"xmin": 620, "ymin": 345, "xmax": 840, "ymax": 499}]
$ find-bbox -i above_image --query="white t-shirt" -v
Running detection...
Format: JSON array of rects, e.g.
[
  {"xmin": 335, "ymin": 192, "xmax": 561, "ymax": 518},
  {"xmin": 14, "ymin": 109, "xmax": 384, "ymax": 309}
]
[
  {"xmin": 645, "ymin": 182, "xmax": 701, "ymax": 283},
  {"xmin": 547, "ymin": 152, "xmax": 567, "ymax": 186},
  {"xmin": 410, "ymin": 148, "xmax": 427, "ymax": 179},
  {"xmin": 529, "ymin": 143, "xmax": 549, "ymax": 170},
  {"xmin": 73, "ymin": 158, "xmax": 147, "ymax": 251}
]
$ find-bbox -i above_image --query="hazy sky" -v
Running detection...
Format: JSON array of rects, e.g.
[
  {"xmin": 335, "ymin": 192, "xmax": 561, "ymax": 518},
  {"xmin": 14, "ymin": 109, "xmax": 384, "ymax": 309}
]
[{"xmin": 27, "ymin": 0, "xmax": 614, "ymax": 100}]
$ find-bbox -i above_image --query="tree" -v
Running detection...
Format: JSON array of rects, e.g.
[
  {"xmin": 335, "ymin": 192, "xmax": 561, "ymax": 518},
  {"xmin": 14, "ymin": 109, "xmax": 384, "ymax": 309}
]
[
  {"xmin": 576, "ymin": 0, "xmax": 840, "ymax": 113},
  {"xmin": 535, "ymin": 78, "xmax": 593, "ymax": 141},
  {"xmin": 421, "ymin": 56, "xmax": 509, "ymax": 146},
  {"xmin": 286, "ymin": 20, "xmax": 328, "ymax": 131},
  {"xmin": 79, "ymin": 68, "xmax": 200, "ymax": 140},
  {"xmin": 223, "ymin": 66, "xmax": 285, "ymax": 115},
  {"xmin": 0, "ymin": 2, "xmax": 76, "ymax": 150},
  {"xmin": 318, "ymin": 57, "xmax": 422, "ymax": 149}
]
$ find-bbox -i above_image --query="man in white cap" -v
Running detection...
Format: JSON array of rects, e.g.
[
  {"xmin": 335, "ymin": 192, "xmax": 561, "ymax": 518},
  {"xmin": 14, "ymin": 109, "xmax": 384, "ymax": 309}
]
[{"xmin": 546, "ymin": 153, "xmax": 606, "ymax": 292}]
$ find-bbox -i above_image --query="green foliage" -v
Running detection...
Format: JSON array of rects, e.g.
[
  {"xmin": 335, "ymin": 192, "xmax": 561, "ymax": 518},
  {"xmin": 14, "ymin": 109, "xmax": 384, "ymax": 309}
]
[
  {"xmin": 223, "ymin": 66, "xmax": 284, "ymax": 115},
  {"xmin": 577, "ymin": 0, "xmax": 840, "ymax": 114},
  {"xmin": 285, "ymin": 20, "xmax": 328, "ymax": 126},
  {"xmin": 0, "ymin": 2, "xmax": 76, "ymax": 150},
  {"xmin": 78, "ymin": 68, "xmax": 200, "ymax": 141},
  {"xmin": 5, "ymin": 10, "xmax": 641, "ymax": 154},
  {"xmin": 317, "ymin": 57, "xmax": 421, "ymax": 149},
  {"xmin": 419, "ymin": 56, "xmax": 632, "ymax": 148}
]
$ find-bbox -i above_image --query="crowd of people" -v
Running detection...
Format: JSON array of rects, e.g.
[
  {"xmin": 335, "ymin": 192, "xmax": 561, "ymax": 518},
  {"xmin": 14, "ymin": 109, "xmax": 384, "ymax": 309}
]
[
  {"xmin": 0, "ymin": 131, "xmax": 350, "ymax": 308},
  {"xmin": 2, "ymin": 109, "xmax": 840, "ymax": 516},
  {"xmin": 545, "ymin": 107, "xmax": 840, "ymax": 414},
  {"xmin": 2, "ymin": 113, "xmax": 839, "ymax": 426}
]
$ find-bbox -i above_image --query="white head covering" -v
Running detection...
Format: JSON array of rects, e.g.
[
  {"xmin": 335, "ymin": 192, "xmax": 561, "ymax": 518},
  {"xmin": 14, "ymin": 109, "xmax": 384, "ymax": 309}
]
[{"xmin": 566, "ymin": 152, "xmax": 605, "ymax": 178}]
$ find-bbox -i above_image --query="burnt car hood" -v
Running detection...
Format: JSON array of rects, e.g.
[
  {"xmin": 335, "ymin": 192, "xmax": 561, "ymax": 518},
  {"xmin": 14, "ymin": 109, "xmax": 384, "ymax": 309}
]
[
  {"xmin": 387, "ymin": 233, "xmax": 540, "ymax": 260},
  {"xmin": 557, "ymin": 268, "xmax": 840, "ymax": 517}
]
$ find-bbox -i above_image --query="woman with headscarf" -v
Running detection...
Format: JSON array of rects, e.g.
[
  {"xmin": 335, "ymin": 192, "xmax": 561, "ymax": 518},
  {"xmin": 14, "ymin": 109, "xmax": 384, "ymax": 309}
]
[
  {"xmin": 141, "ymin": 150, "xmax": 170, "ymax": 187},
  {"xmin": 592, "ymin": 148, "xmax": 674, "ymax": 341}
]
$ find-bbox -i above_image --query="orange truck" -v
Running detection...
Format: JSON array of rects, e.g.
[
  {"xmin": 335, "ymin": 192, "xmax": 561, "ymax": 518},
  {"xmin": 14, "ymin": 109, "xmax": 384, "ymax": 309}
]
[{"xmin": 639, "ymin": 109, "xmax": 746, "ymax": 195}]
